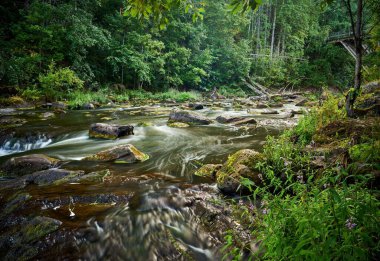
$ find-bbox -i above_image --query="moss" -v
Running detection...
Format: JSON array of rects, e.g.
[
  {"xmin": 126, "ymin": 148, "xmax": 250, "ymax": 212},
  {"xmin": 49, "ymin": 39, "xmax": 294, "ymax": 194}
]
[
  {"xmin": 194, "ymin": 164, "xmax": 222, "ymax": 180},
  {"xmin": 52, "ymin": 170, "xmax": 84, "ymax": 185},
  {"xmin": 137, "ymin": 121, "xmax": 153, "ymax": 127},
  {"xmin": 21, "ymin": 216, "xmax": 61, "ymax": 243},
  {"xmin": 89, "ymin": 130, "xmax": 118, "ymax": 140},
  {"xmin": 1, "ymin": 193, "xmax": 31, "ymax": 217},
  {"xmin": 78, "ymin": 169, "xmax": 110, "ymax": 183},
  {"xmin": 114, "ymin": 145, "xmax": 149, "ymax": 163}
]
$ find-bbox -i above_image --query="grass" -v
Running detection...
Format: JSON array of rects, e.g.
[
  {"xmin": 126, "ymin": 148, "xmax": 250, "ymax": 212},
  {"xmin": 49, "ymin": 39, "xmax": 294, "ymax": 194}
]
[
  {"xmin": 61, "ymin": 88, "xmax": 202, "ymax": 108},
  {"xmin": 222, "ymin": 91, "xmax": 380, "ymax": 260}
]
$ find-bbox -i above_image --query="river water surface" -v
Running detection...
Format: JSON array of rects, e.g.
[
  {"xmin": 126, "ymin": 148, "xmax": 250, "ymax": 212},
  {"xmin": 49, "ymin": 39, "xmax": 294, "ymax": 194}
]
[{"xmin": 0, "ymin": 104, "xmax": 295, "ymax": 260}]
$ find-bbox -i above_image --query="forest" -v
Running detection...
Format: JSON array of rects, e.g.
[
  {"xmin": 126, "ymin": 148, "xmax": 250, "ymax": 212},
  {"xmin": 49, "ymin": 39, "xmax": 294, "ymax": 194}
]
[{"xmin": 0, "ymin": 0, "xmax": 379, "ymax": 260}]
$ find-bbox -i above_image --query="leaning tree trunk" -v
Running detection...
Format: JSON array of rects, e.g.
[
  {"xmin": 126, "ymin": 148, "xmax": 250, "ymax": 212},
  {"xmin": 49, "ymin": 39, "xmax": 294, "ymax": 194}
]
[{"xmin": 345, "ymin": 0, "xmax": 363, "ymax": 117}]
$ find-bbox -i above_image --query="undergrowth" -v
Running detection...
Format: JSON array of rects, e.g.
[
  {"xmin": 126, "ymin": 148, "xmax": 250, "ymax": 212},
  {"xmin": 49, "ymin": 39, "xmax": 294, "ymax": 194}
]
[{"xmin": 222, "ymin": 92, "xmax": 380, "ymax": 260}]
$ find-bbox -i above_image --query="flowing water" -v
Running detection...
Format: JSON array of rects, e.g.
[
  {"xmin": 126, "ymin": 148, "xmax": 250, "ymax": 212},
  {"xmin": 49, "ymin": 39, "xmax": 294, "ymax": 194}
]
[{"xmin": 0, "ymin": 104, "xmax": 294, "ymax": 260}]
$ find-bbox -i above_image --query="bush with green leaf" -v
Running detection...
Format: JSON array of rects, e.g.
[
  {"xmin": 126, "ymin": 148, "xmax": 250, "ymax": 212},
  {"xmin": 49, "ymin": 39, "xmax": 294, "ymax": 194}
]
[{"xmin": 39, "ymin": 64, "xmax": 84, "ymax": 101}]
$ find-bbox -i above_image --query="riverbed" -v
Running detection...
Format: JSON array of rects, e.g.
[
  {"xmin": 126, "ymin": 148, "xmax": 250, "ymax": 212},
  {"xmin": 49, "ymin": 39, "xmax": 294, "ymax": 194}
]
[{"xmin": 0, "ymin": 99, "xmax": 303, "ymax": 260}]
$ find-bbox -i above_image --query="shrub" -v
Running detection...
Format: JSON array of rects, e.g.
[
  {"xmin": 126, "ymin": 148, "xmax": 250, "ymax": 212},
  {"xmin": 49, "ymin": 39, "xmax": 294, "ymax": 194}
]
[{"xmin": 39, "ymin": 63, "xmax": 84, "ymax": 101}]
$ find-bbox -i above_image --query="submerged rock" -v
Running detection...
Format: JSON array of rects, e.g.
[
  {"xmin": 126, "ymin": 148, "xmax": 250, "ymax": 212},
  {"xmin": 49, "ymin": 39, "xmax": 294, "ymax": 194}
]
[
  {"xmin": 41, "ymin": 112, "xmax": 55, "ymax": 119},
  {"xmin": 83, "ymin": 144, "xmax": 149, "ymax": 163},
  {"xmin": 0, "ymin": 216, "xmax": 62, "ymax": 260},
  {"xmin": 167, "ymin": 122, "xmax": 190, "ymax": 128},
  {"xmin": 89, "ymin": 123, "xmax": 134, "ymax": 139},
  {"xmin": 0, "ymin": 116, "xmax": 27, "ymax": 126},
  {"xmin": 194, "ymin": 164, "xmax": 222, "ymax": 180},
  {"xmin": 1, "ymin": 192, "xmax": 31, "ymax": 217},
  {"xmin": 168, "ymin": 110, "xmax": 212, "ymax": 125},
  {"xmin": 216, "ymin": 149, "xmax": 264, "ymax": 195},
  {"xmin": 24, "ymin": 169, "xmax": 85, "ymax": 186},
  {"xmin": 1, "ymin": 154, "xmax": 60, "ymax": 177}
]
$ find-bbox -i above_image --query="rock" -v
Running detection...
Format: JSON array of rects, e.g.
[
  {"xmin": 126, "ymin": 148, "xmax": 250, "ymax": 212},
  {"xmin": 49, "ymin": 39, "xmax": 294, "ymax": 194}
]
[
  {"xmin": 1, "ymin": 193, "xmax": 31, "ymax": 217},
  {"xmin": 291, "ymin": 109, "xmax": 304, "ymax": 115},
  {"xmin": 19, "ymin": 216, "xmax": 62, "ymax": 244},
  {"xmin": 24, "ymin": 169, "xmax": 85, "ymax": 186},
  {"xmin": 41, "ymin": 112, "xmax": 55, "ymax": 118},
  {"xmin": 295, "ymin": 99, "xmax": 308, "ymax": 106},
  {"xmin": 82, "ymin": 144, "xmax": 149, "ymax": 163},
  {"xmin": 216, "ymin": 149, "xmax": 264, "ymax": 195},
  {"xmin": 74, "ymin": 169, "xmax": 110, "ymax": 184},
  {"xmin": 168, "ymin": 110, "xmax": 212, "ymax": 125},
  {"xmin": 0, "ymin": 216, "xmax": 62, "ymax": 261},
  {"xmin": 256, "ymin": 103, "xmax": 268, "ymax": 109},
  {"xmin": 189, "ymin": 103, "xmax": 204, "ymax": 110},
  {"xmin": 215, "ymin": 115, "xmax": 245, "ymax": 124},
  {"xmin": 194, "ymin": 164, "xmax": 222, "ymax": 180},
  {"xmin": 269, "ymin": 103, "xmax": 284, "ymax": 108},
  {"xmin": 1, "ymin": 154, "xmax": 60, "ymax": 177},
  {"xmin": 52, "ymin": 102, "xmax": 67, "ymax": 110},
  {"xmin": 261, "ymin": 110, "xmax": 279, "ymax": 115},
  {"xmin": 361, "ymin": 80, "xmax": 380, "ymax": 94},
  {"xmin": 83, "ymin": 103, "xmax": 95, "ymax": 110},
  {"xmin": 167, "ymin": 122, "xmax": 190, "ymax": 128},
  {"xmin": 89, "ymin": 123, "xmax": 134, "ymax": 139},
  {"xmin": 0, "ymin": 116, "xmax": 27, "ymax": 126},
  {"xmin": 232, "ymin": 118, "xmax": 257, "ymax": 126}
]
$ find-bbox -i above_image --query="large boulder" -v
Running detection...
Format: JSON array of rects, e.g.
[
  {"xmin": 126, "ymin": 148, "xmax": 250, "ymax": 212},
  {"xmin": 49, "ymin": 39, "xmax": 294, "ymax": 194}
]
[
  {"xmin": 89, "ymin": 123, "xmax": 134, "ymax": 139},
  {"xmin": 168, "ymin": 110, "xmax": 212, "ymax": 125},
  {"xmin": 216, "ymin": 149, "xmax": 264, "ymax": 195},
  {"xmin": 216, "ymin": 116, "xmax": 257, "ymax": 126},
  {"xmin": 82, "ymin": 144, "xmax": 149, "ymax": 163},
  {"xmin": 1, "ymin": 154, "xmax": 60, "ymax": 177}
]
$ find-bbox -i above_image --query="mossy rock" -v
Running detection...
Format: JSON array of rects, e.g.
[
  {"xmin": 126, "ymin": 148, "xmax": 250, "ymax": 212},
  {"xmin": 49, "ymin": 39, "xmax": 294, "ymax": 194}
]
[
  {"xmin": 24, "ymin": 169, "xmax": 85, "ymax": 186},
  {"xmin": 1, "ymin": 154, "xmax": 60, "ymax": 177},
  {"xmin": 216, "ymin": 149, "xmax": 264, "ymax": 195},
  {"xmin": 194, "ymin": 164, "xmax": 222, "ymax": 180},
  {"xmin": 167, "ymin": 122, "xmax": 190, "ymax": 128},
  {"xmin": 75, "ymin": 169, "xmax": 110, "ymax": 184},
  {"xmin": 20, "ymin": 216, "xmax": 62, "ymax": 244},
  {"xmin": 83, "ymin": 144, "xmax": 149, "ymax": 163},
  {"xmin": 1, "ymin": 192, "xmax": 31, "ymax": 217}
]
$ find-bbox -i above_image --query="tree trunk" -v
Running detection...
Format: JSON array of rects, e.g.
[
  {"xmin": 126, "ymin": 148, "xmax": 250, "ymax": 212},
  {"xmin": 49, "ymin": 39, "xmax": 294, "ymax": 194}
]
[
  {"xmin": 345, "ymin": 0, "xmax": 363, "ymax": 117},
  {"xmin": 270, "ymin": 5, "xmax": 277, "ymax": 58}
]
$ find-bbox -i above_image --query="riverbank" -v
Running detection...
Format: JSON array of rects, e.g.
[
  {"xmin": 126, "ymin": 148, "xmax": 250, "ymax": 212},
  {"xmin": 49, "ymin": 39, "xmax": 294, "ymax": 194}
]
[{"xmin": 212, "ymin": 87, "xmax": 380, "ymax": 259}]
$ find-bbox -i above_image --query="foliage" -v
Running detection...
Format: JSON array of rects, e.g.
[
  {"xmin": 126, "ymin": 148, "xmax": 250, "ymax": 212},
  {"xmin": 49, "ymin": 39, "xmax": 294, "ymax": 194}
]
[
  {"xmin": 39, "ymin": 64, "xmax": 84, "ymax": 101},
  {"xmin": 258, "ymin": 179, "xmax": 380, "ymax": 260},
  {"xmin": 224, "ymin": 94, "xmax": 380, "ymax": 260}
]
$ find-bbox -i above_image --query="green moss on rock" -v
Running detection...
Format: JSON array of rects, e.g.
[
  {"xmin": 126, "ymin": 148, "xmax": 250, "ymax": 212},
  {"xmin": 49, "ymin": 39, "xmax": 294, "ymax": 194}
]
[
  {"xmin": 83, "ymin": 144, "xmax": 149, "ymax": 163},
  {"xmin": 194, "ymin": 164, "xmax": 222, "ymax": 180},
  {"xmin": 216, "ymin": 149, "xmax": 264, "ymax": 194}
]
